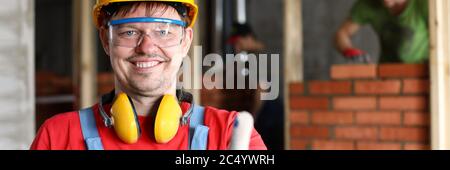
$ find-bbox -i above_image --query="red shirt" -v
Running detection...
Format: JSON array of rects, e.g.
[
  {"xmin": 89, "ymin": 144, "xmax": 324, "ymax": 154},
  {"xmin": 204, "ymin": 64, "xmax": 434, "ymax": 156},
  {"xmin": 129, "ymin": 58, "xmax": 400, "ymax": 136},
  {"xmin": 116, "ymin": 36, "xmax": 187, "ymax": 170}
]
[{"xmin": 30, "ymin": 102, "xmax": 267, "ymax": 150}]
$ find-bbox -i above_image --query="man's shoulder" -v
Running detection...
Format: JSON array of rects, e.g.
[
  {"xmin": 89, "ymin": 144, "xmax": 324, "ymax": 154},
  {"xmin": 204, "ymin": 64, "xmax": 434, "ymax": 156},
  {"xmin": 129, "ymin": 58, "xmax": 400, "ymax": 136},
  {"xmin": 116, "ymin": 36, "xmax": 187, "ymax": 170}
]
[
  {"xmin": 32, "ymin": 110, "xmax": 86, "ymax": 150},
  {"xmin": 42, "ymin": 104, "xmax": 100, "ymax": 128},
  {"xmin": 41, "ymin": 111, "xmax": 80, "ymax": 129},
  {"xmin": 350, "ymin": 0, "xmax": 383, "ymax": 24}
]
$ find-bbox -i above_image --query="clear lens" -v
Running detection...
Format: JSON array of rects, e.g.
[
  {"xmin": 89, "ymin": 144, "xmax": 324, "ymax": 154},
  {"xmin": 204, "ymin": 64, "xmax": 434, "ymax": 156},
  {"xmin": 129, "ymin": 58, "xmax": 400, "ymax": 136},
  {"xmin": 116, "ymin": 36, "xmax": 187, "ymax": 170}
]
[{"xmin": 109, "ymin": 22, "xmax": 184, "ymax": 48}]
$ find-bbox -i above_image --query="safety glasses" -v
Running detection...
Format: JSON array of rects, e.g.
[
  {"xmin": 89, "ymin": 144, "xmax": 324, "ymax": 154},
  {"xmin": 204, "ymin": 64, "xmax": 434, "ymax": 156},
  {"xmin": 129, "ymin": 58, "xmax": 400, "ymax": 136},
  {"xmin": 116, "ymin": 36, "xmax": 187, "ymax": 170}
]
[{"xmin": 108, "ymin": 17, "xmax": 186, "ymax": 48}]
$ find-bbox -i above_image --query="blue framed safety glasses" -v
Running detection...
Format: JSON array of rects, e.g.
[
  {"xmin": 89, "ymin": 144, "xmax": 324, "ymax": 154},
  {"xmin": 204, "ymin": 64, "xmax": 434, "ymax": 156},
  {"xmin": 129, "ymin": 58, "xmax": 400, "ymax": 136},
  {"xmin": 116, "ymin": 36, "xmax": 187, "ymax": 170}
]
[{"xmin": 108, "ymin": 17, "xmax": 186, "ymax": 48}]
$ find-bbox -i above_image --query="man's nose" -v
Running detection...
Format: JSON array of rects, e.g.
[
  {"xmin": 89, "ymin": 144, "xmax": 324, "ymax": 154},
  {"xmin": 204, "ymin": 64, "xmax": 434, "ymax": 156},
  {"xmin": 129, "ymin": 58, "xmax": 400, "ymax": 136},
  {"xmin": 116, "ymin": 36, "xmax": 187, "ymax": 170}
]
[{"xmin": 135, "ymin": 34, "xmax": 158, "ymax": 54}]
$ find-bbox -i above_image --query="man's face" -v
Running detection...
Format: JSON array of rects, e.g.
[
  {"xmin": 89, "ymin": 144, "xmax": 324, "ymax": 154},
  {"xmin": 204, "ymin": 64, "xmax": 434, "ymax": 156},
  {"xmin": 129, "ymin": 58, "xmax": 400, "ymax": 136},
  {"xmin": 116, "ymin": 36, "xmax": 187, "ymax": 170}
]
[{"xmin": 100, "ymin": 3, "xmax": 193, "ymax": 97}]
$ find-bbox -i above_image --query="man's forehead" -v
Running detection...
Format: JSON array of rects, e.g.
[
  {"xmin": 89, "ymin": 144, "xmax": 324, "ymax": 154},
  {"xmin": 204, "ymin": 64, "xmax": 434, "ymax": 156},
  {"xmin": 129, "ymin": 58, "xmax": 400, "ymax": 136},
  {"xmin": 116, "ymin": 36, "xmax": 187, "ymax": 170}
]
[{"xmin": 112, "ymin": 3, "xmax": 181, "ymax": 21}]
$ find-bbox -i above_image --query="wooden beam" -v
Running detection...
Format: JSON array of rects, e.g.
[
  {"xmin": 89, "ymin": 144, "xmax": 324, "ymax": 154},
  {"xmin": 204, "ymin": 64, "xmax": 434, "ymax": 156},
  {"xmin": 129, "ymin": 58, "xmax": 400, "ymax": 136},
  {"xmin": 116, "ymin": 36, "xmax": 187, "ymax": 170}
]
[
  {"xmin": 429, "ymin": 0, "xmax": 450, "ymax": 150},
  {"xmin": 188, "ymin": 15, "xmax": 201, "ymax": 105},
  {"xmin": 185, "ymin": 0, "xmax": 206, "ymax": 105},
  {"xmin": 73, "ymin": 0, "xmax": 97, "ymax": 109},
  {"xmin": 283, "ymin": 0, "xmax": 303, "ymax": 150}
]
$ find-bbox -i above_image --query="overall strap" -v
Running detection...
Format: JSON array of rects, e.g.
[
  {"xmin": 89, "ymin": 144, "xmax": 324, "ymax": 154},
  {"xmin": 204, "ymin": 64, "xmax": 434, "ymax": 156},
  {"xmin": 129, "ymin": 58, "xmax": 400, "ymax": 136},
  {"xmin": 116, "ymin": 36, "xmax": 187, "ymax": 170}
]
[
  {"xmin": 79, "ymin": 108, "xmax": 104, "ymax": 150},
  {"xmin": 188, "ymin": 105, "xmax": 209, "ymax": 150}
]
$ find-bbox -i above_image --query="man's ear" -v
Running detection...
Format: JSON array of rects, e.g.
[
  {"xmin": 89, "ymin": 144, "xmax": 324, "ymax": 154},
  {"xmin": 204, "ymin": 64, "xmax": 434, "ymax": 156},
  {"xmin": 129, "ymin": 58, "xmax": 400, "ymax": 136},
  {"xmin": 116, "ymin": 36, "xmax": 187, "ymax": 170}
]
[
  {"xmin": 99, "ymin": 28, "xmax": 110, "ymax": 56},
  {"xmin": 181, "ymin": 27, "xmax": 194, "ymax": 56}
]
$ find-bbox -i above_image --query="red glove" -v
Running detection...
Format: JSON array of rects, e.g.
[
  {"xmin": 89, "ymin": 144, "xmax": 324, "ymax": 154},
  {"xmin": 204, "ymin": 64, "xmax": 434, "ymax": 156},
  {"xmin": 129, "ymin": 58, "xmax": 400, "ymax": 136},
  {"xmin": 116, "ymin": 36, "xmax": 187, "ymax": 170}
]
[{"xmin": 343, "ymin": 48, "xmax": 365, "ymax": 59}]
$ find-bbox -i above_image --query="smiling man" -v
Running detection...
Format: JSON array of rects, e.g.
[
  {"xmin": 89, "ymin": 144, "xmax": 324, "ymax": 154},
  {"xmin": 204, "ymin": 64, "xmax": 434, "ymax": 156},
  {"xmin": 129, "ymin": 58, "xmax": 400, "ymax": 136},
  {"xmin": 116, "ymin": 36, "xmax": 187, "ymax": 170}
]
[{"xmin": 30, "ymin": 0, "xmax": 267, "ymax": 150}]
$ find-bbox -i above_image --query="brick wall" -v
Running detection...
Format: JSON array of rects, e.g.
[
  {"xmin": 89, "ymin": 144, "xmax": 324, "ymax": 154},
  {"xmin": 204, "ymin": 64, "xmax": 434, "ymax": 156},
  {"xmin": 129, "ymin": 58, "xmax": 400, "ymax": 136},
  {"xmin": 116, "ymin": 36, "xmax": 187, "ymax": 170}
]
[{"xmin": 290, "ymin": 64, "xmax": 430, "ymax": 150}]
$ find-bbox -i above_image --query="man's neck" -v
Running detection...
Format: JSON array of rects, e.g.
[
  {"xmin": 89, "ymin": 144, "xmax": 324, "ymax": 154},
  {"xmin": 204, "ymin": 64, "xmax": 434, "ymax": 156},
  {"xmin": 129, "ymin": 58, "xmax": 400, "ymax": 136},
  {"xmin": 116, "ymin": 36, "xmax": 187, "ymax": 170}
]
[
  {"xmin": 116, "ymin": 89, "xmax": 177, "ymax": 117},
  {"xmin": 128, "ymin": 94, "xmax": 160, "ymax": 117}
]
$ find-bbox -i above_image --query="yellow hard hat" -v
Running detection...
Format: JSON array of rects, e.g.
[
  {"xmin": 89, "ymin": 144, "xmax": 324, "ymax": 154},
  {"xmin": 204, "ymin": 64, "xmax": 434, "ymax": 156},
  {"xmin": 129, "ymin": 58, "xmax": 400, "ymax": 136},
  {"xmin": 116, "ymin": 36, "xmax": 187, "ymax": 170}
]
[{"xmin": 93, "ymin": 0, "xmax": 198, "ymax": 28}]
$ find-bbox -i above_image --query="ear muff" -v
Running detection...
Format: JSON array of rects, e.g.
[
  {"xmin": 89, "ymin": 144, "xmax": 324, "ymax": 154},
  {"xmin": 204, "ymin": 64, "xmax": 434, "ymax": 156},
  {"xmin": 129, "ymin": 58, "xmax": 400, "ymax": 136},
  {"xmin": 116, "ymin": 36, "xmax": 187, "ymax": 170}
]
[
  {"xmin": 154, "ymin": 95, "xmax": 182, "ymax": 143},
  {"xmin": 100, "ymin": 91, "xmax": 187, "ymax": 144},
  {"xmin": 110, "ymin": 93, "xmax": 141, "ymax": 144}
]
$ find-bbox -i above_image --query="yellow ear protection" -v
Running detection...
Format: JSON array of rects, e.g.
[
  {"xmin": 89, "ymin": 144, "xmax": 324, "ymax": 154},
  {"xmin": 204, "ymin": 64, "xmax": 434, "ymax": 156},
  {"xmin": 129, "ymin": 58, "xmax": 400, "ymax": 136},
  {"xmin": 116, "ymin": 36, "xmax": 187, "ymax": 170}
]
[{"xmin": 98, "ymin": 90, "xmax": 194, "ymax": 144}]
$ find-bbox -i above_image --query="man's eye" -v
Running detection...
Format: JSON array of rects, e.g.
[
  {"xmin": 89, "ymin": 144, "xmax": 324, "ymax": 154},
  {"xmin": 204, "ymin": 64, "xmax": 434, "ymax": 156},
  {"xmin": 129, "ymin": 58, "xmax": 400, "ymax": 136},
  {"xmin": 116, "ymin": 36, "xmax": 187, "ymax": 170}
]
[
  {"xmin": 120, "ymin": 30, "xmax": 138, "ymax": 37},
  {"xmin": 158, "ymin": 30, "xmax": 170, "ymax": 36}
]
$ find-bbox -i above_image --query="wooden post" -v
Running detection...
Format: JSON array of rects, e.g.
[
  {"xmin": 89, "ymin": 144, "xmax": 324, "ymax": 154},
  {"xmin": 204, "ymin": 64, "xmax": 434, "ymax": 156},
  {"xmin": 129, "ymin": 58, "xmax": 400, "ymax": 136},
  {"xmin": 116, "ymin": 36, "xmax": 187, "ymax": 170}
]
[
  {"xmin": 429, "ymin": 0, "xmax": 450, "ymax": 150},
  {"xmin": 73, "ymin": 0, "xmax": 97, "ymax": 109},
  {"xmin": 185, "ymin": 0, "xmax": 205, "ymax": 105},
  {"xmin": 189, "ymin": 15, "xmax": 201, "ymax": 105},
  {"xmin": 283, "ymin": 0, "xmax": 303, "ymax": 150}
]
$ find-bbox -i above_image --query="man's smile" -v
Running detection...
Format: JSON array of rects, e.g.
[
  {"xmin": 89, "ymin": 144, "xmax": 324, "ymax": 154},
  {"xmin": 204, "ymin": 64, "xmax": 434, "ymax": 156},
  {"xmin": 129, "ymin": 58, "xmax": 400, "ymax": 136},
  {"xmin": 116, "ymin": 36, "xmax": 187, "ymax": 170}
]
[
  {"xmin": 133, "ymin": 61, "xmax": 162, "ymax": 68},
  {"xmin": 127, "ymin": 55, "xmax": 169, "ymax": 72}
]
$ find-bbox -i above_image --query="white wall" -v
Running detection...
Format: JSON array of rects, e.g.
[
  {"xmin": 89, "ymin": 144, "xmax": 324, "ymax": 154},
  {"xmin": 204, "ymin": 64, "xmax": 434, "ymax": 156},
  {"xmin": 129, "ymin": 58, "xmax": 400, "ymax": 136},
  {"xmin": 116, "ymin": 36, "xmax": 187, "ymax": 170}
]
[{"xmin": 0, "ymin": 0, "xmax": 34, "ymax": 150}]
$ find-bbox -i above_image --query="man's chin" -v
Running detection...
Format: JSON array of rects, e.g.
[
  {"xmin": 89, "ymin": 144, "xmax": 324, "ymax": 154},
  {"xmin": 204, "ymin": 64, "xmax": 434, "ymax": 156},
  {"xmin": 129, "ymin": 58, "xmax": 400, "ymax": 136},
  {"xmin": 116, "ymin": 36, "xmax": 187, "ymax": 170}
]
[
  {"xmin": 131, "ymin": 87, "xmax": 165, "ymax": 97},
  {"xmin": 124, "ymin": 77, "xmax": 173, "ymax": 97}
]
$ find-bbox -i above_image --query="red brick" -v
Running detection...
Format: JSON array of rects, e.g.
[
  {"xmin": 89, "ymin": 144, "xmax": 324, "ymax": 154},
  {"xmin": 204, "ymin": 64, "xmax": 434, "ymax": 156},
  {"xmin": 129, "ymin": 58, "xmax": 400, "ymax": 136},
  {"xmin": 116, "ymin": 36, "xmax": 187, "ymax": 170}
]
[
  {"xmin": 404, "ymin": 143, "xmax": 431, "ymax": 150},
  {"xmin": 355, "ymin": 80, "xmax": 401, "ymax": 94},
  {"xmin": 309, "ymin": 81, "xmax": 352, "ymax": 95},
  {"xmin": 403, "ymin": 79, "xmax": 430, "ymax": 94},
  {"xmin": 290, "ymin": 83, "xmax": 304, "ymax": 95},
  {"xmin": 379, "ymin": 64, "xmax": 428, "ymax": 78},
  {"xmin": 404, "ymin": 112, "xmax": 430, "ymax": 126},
  {"xmin": 311, "ymin": 111, "xmax": 353, "ymax": 125},
  {"xmin": 290, "ymin": 96, "xmax": 329, "ymax": 110},
  {"xmin": 333, "ymin": 97, "xmax": 377, "ymax": 110},
  {"xmin": 380, "ymin": 127, "xmax": 429, "ymax": 142},
  {"xmin": 290, "ymin": 111, "xmax": 309, "ymax": 125},
  {"xmin": 290, "ymin": 139, "xmax": 310, "ymax": 150},
  {"xmin": 335, "ymin": 127, "xmax": 378, "ymax": 140},
  {"xmin": 290, "ymin": 126, "xmax": 330, "ymax": 139},
  {"xmin": 312, "ymin": 140, "xmax": 354, "ymax": 150},
  {"xmin": 379, "ymin": 96, "xmax": 428, "ymax": 111},
  {"xmin": 356, "ymin": 112, "xmax": 401, "ymax": 125},
  {"xmin": 356, "ymin": 142, "xmax": 402, "ymax": 150},
  {"xmin": 331, "ymin": 64, "xmax": 377, "ymax": 80}
]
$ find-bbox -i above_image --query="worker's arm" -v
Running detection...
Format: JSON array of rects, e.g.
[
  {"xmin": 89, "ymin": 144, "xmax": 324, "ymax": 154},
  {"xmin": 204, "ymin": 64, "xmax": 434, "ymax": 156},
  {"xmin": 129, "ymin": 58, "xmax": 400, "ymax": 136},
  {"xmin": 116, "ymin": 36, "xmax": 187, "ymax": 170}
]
[{"xmin": 335, "ymin": 19, "xmax": 364, "ymax": 58}]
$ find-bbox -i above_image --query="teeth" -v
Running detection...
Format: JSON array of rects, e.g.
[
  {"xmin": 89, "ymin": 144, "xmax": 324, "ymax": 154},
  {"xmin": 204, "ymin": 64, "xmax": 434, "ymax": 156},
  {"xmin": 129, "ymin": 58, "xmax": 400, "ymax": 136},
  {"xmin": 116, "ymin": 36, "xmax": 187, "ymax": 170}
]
[{"xmin": 135, "ymin": 61, "xmax": 160, "ymax": 68}]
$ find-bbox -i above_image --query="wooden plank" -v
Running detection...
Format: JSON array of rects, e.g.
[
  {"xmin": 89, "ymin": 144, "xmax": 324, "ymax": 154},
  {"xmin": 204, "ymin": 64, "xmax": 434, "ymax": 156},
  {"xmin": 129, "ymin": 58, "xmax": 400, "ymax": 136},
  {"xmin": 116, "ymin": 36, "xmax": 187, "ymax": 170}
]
[
  {"xmin": 429, "ymin": 0, "xmax": 450, "ymax": 150},
  {"xmin": 283, "ymin": 0, "xmax": 304, "ymax": 150},
  {"xmin": 185, "ymin": 0, "xmax": 208, "ymax": 105},
  {"xmin": 189, "ymin": 15, "xmax": 201, "ymax": 105},
  {"xmin": 72, "ymin": 0, "xmax": 97, "ymax": 109}
]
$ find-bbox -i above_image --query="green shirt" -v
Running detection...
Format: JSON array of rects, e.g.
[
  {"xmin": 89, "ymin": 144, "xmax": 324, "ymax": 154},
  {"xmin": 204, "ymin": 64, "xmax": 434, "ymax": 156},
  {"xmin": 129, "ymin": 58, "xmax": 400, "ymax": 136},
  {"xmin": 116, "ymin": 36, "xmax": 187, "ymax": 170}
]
[{"xmin": 350, "ymin": 0, "xmax": 429, "ymax": 63}]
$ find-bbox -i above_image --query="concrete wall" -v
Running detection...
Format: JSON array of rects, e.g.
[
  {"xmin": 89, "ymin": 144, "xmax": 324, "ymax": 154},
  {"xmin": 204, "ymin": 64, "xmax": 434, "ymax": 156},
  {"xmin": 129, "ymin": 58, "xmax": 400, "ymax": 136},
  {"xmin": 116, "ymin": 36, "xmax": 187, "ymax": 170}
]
[
  {"xmin": 0, "ymin": 0, "xmax": 35, "ymax": 149},
  {"xmin": 248, "ymin": 0, "xmax": 284, "ymax": 59}
]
